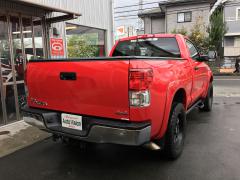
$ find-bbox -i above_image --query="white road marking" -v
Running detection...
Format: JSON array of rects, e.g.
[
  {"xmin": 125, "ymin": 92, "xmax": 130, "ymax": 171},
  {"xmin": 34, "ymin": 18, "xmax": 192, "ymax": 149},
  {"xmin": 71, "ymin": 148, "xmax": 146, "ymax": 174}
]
[{"xmin": 214, "ymin": 79, "xmax": 240, "ymax": 81}]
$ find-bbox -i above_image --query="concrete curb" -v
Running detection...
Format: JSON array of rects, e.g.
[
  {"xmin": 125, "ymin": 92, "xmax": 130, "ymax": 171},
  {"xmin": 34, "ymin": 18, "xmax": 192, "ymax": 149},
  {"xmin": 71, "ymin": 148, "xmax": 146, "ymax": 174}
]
[
  {"xmin": 214, "ymin": 73, "xmax": 240, "ymax": 76},
  {"xmin": 0, "ymin": 121, "xmax": 50, "ymax": 158}
]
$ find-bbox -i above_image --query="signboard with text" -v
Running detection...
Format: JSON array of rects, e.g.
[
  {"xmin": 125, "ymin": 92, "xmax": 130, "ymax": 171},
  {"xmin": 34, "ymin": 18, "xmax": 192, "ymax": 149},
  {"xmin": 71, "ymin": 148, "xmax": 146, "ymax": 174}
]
[
  {"xmin": 50, "ymin": 38, "xmax": 64, "ymax": 57},
  {"xmin": 116, "ymin": 26, "xmax": 125, "ymax": 36}
]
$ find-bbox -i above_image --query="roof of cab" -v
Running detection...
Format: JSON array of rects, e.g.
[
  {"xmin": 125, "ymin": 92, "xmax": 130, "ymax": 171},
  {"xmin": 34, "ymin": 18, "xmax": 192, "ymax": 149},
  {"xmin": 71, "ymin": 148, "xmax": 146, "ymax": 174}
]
[{"xmin": 118, "ymin": 34, "xmax": 182, "ymax": 42}]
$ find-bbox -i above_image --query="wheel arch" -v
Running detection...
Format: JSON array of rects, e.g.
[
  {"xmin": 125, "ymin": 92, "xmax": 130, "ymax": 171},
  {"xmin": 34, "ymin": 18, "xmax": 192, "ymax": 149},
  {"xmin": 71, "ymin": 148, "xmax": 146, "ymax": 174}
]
[
  {"xmin": 157, "ymin": 87, "xmax": 187, "ymax": 139},
  {"xmin": 172, "ymin": 88, "xmax": 187, "ymax": 110},
  {"xmin": 210, "ymin": 75, "xmax": 213, "ymax": 83}
]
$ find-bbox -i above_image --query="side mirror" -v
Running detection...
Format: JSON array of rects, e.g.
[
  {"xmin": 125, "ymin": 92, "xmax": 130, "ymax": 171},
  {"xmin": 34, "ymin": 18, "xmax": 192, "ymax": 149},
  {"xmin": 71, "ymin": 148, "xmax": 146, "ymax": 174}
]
[
  {"xmin": 208, "ymin": 51, "xmax": 217, "ymax": 61},
  {"xmin": 196, "ymin": 55, "xmax": 209, "ymax": 62}
]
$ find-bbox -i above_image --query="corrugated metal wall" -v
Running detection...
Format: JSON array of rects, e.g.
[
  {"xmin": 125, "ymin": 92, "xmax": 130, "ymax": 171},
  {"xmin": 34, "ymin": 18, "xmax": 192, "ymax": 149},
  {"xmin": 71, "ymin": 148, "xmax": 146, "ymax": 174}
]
[
  {"xmin": 0, "ymin": 0, "xmax": 46, "ymax": 16},
  {"xmin": 20, "ymin": 0, "xmax": 114, "ymax": 54}
]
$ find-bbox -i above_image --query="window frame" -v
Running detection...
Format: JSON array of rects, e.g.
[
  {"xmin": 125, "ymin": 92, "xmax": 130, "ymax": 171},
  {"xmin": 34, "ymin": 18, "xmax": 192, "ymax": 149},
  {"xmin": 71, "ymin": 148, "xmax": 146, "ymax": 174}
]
[
  {"xmin": 112, "ymin": 37, "xmax": 181, "ymax": 58},
  {"xmin": 185, "ymin": 39, "xmax": 200, "ymax": 60},
  {"xmin": 225, "ymin": 37, "xmax": 235, "ymax": 47},
  {"xmin": 65, "ymin": 22, "xmax": 107, "ymax": 58},
  {"xmin": 234, "ymin": 37, "xmax": 240, "ymax": 47},
  {"xmin": 236, "ymin": 7, "xmax": 240, "ymax": 20},
  {"xmin": 177, "ymin": 11, "xmax": 192, "ymax": 23}
]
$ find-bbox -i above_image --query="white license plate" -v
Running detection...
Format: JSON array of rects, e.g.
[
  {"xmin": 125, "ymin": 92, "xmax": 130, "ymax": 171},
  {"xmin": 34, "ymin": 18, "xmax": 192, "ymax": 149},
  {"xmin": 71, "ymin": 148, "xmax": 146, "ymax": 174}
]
[{"xmin": 61, "ymin": 113, "xmax": 82, "ymax": 131}]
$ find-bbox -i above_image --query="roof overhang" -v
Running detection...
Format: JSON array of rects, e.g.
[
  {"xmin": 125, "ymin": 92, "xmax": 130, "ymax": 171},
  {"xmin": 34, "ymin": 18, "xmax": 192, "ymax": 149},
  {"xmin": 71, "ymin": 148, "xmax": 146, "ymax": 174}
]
[
  {"xmin": 138, "ymin": 8, "xmax": 165, "ymax": 18},
  {"xmin": 225, "ymin": 33, "xmax": 240, "ymax": 36},
  {"xmin": 159, "ymin": 0, "xmax": 217, "ymax": 7},
  {"xmin": 9, "ymin": 0, "xmax": 81, "ymax": 23}
]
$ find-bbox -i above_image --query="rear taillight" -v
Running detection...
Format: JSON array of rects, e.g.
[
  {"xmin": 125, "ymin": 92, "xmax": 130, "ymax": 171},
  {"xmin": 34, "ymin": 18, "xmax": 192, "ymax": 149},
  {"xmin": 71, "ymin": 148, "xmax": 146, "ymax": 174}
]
[
  {"xmin": 129, "ymin": 69, "xmax": 153, "ymax": 107},
  {"xmin": 129, "ymin": 69, "xmax": 153, "ymax": 91},
  {"xmin": 129, "ymin": 90, "xmax": 150, "ymax": 107}
]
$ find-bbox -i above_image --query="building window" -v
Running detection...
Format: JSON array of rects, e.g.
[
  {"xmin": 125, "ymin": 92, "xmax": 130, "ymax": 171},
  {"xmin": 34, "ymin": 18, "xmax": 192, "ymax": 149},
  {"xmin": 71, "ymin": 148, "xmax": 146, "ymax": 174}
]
[
  {"xmin": 66, "ymin": 23, "xmax": 106, "ymax": 58},
  {"xmin": 237, "ymin": 8, "xmax": 240, "ymax": 20},
  {"xmin": 177, "ymin": 12, "xmax": 192, "ymax": 23},
  {"xmin": 186, "ymin": 40, "xmax": 199, "ymax": 60},
  {"xmin": 235, "ymin": 37, "xmax": 240, "ymax": 47},
  {"xmin": 225, "ymin": 37, "xmax": 235, "ymax": 47}
]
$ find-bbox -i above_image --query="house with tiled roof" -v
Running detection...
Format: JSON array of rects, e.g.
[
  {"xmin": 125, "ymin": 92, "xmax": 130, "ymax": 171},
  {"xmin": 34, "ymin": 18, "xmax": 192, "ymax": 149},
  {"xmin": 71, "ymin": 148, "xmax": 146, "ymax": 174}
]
[
  {"xmin": 139, "ymin": 0, "xmax": 240, "ymax": 57},
  {"xmin": 139, "ymin": 0, "xmax": 217, "ymax": 34},
  {"xmin": 223, "ymin": 0, "xmax": 240, "ymax": 57}
]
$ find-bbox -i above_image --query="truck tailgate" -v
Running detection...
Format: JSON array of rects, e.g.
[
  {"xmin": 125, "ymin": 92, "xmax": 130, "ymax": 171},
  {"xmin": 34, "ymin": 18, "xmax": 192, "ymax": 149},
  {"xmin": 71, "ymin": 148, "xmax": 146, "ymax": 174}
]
[{"xmin": 26, "ymin": 60, "xmax": 130, "ymax": 120}]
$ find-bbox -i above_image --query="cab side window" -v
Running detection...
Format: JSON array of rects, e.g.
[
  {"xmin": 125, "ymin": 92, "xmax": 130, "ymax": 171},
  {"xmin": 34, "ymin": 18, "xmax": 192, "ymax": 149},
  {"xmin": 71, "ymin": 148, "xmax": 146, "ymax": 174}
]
[{"xmin": 186, "ymin": 40, "xmax": 199, "ymax": 60}]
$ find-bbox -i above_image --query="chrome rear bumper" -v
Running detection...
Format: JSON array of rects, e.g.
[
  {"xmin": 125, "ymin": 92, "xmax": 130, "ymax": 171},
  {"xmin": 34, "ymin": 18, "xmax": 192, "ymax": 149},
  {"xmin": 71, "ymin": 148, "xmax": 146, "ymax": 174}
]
[
  {"xmin": 22, "ymin": 106, "xmax": 151, "ymax": 146},
  {"xmin": 23, "ymin": 116, "xmax": 46, "ymax": 130}
]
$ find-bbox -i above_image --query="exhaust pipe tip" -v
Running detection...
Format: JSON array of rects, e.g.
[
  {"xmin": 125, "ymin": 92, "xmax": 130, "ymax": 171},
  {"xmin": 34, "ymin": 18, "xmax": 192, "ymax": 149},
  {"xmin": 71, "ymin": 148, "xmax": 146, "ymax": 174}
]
[{"xmin": 143, "ymin": 142, "xmax": 161, "ymax": 151}]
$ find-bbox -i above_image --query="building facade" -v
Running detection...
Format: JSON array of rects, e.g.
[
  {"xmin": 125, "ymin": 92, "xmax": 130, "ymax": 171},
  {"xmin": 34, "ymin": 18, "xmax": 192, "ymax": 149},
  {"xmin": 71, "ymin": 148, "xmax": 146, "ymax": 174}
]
[
  {"xmin": 23, "ymin": 0, "xmax": 114, "ymax": 57},
  {"xmin": 139, "ymin": 0, "xmax": 216, "ymax": 34},
  {"xmin": 138, "ymin": 8, "xmax": 166, "ymax": 34},
  {"xmin": 224, "ymin": 0, "xmax": 240, "ymax": 57},
  {"xmin": 0, "ymin": 0, "xmax": 113, "ymax": 126}
]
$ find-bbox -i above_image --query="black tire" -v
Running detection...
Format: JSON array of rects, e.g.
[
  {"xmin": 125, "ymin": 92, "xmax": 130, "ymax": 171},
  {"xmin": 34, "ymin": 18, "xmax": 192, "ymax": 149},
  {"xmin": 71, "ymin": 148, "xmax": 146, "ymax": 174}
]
[
  {"xmin": 200, "ymin": 83, "xmax": 213, "ymax": 112},
  {"xmin": 164, "ymin": 102, "xmax": 187, "ymax": 160}
]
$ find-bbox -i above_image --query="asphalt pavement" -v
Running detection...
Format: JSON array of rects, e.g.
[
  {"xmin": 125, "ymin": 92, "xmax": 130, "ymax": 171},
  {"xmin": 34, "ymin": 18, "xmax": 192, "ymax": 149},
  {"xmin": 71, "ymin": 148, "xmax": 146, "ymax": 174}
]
[
  {"xmin": 0, "ymin": 76, "xmax": 239, "ymax": 180},
  {"xmin": 214, "ymin": 76, "xmax": 240, "ymax": 97}
]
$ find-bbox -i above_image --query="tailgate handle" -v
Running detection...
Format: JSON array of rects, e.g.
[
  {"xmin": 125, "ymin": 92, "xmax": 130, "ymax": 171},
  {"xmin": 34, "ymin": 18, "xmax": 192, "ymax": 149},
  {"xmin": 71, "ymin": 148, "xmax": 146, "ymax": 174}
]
[{"xmin": 60, "ymin": 72, "xmax": 77, "ymax": 80}]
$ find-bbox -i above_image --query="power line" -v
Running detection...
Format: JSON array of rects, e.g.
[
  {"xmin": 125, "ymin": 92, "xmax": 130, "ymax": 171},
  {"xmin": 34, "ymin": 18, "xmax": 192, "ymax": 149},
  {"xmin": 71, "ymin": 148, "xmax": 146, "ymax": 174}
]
[
  {"xmin": 138, "ymin": 0, "xmax": 144, "ymax": 30},
  {"xmin": 115, "ymin": 14, "xmax": 138, "ymax": 19},
  {"xmin": 115, "ymin": 3, "xmax": 240, "ymax": 21},
  {"xmin": 114, "ymin": 1, "xmax": 162, "ymax": 9},
  {"xmin": 114, "ymin": 3, "xmax": 213, "ymax": 17},
  {"xmin": 114, "ymin": 1, "xmax": 240, "ymax": 23},
  {"xmin": 114, "ymin": 0, "xmax": 240, "ymax": 10},
  {"xmin": 114, "ymin": 5, "xmax": 211, "ymax": 19},
  {"xmin": 115, "ymin": 17, "xmax": 139, "ymax": 21},
  {"xmin": 115, "ymin": 7, "xmax": 158, "ymax": 14}
]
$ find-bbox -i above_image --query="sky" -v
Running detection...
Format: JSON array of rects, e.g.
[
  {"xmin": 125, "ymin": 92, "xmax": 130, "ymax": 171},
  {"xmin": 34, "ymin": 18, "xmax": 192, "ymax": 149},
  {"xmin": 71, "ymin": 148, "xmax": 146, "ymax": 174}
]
[{"xmin": 114, "ymin": 0, "xmax": 162, "ymax": 30}]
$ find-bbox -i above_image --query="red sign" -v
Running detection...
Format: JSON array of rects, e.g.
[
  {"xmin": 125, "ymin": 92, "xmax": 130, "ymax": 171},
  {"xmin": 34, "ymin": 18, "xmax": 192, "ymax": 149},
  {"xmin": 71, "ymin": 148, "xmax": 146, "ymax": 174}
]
[{"xmin": 50, "ymin": 38, "xmax": 64, "ymax": 56}]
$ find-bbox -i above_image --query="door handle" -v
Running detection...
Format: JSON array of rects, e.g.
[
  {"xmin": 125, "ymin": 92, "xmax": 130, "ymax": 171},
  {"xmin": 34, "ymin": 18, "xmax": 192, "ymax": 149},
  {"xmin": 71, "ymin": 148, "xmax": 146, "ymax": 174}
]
[
  {"xmin": 60, "ymin": 72, "xmax": 77, "ymax": 80},
  {"xmin": 194, "ymin": 66, "xmax": 199, "ymax": 71}
]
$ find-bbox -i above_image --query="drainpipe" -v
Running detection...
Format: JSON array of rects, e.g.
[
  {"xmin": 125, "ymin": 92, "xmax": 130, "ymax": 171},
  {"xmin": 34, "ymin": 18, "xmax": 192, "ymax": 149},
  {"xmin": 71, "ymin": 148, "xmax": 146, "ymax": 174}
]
[
  {"xmin": 222, "ymin": 3, "xmax": 225, "ymax": 57},
  {"xmin": 165, "ymin": 8, "xmax": 167, "ymax": 33}
]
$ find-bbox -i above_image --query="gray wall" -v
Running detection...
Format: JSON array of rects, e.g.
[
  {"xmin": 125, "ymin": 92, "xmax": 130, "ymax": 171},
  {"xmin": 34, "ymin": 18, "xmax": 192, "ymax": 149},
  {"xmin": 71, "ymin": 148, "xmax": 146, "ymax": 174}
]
[
  {"xmin": 151, "ymin": 17, "xmax": 165, "ymax": 34},
  {"xmin": 144, "ymin": 17, "xmax": 152, "ymax": 34},
  {"xmin": 143, "ymin": 17, "xmax": 165, "ymax": 34},
  {"xmin": 21, "ymin": 0, "xmax": 114, "ymax": 55},
  {"xmin": 0, "ymin": 0, "xmax": 46, "ymax": 16},
  {"xmin": 224, "ymin": 0, "xmax": 240, "ymax": 34},
  {"xmin": 166, "ymin": 3, "xmax": 210, "ymax": 33},
  {"xmin": 224, "ymin": 0, "xmax": 240, "ymax": 57}
]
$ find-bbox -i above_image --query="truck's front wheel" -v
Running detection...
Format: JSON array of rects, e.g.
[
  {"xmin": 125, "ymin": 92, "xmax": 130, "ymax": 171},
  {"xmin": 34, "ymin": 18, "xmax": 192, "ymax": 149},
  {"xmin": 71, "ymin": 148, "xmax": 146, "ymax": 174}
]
[{"xmin": 164, "ymin": 102, "xmax": 186, "ymax": 160}]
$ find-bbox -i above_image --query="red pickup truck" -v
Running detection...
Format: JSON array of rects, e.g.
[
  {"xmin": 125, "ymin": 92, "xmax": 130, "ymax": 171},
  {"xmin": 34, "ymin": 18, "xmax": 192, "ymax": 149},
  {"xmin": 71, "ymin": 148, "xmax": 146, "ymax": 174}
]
[{"xmin": 22, "ymin": 34, "xmax": 213, "ymax": 159}]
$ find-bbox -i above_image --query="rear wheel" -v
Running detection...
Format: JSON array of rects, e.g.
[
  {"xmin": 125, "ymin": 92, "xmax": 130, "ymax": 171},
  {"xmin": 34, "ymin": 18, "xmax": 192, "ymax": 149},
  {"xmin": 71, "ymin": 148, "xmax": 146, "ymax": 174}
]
[
  {"xmin": 164, "ymin": 102, "xmax": 186, "ymax": 160},
  {"xmin": 200, "ymin": 83, "xmax": 213, "ymax": 112}
]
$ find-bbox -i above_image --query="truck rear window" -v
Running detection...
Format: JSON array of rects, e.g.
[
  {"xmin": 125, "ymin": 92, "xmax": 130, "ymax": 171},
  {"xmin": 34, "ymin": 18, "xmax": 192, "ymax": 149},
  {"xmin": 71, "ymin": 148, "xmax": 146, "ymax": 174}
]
[{"xmin": 112, "ymin": 37, "xmax": 181, "ymax": 58}]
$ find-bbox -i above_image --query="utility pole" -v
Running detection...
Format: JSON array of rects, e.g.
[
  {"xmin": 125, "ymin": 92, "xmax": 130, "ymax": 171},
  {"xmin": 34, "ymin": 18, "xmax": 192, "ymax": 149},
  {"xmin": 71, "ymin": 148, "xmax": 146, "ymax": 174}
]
[{"xmin": 138, "ymin": 0, "xmax": 144, "ymax": 34}]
